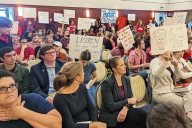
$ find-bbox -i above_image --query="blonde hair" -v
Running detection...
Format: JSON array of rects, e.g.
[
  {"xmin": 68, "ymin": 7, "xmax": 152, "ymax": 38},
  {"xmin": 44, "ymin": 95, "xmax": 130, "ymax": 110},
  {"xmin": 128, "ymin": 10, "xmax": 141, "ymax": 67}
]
[
  {"xmin": 137, "ymin": 20, "xmax": 143, "ymax": 26},
  {"xmin": 53, "ymin": 62, "xmax": 83, "ymax": 91}
]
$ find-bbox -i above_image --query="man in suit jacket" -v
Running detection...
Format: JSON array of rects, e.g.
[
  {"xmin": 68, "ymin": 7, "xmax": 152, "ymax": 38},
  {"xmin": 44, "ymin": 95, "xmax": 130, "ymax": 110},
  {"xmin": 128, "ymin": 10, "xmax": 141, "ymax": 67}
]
[{"xmin": 29, "ymin": 45, "xmax": 65, "ymax": 104}]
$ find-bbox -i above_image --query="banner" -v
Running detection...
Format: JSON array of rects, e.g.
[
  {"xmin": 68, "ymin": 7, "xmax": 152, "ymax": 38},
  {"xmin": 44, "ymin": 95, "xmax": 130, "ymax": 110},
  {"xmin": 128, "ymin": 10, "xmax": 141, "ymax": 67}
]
[
  {"xmin": 64, "ymin": 10, "xmax": 75, "ymax": 18},
  {"xmin": 128, "ymin": 14, "xmax": 136, "ymax": 21},
  {"xmin": 118, "ymin": 26, "xmax": 134, "ymax": 51},
  {"xmin": 38, "ymin": 11, "xmax": 49, "ymax": 24},
  {"xmin": 10, "ymin": 21, "xmax": 19, "ymax": 35},
  {"xmin": 101, "ymin": 9, "xmax": 116, "ymax": 23},
  {"xmin": 22, "ymin": 8, "xmax": 36, "ymax": 18},
  {"xmin": 173, "ymin": 12, "xmax": 188, "ymax": 24},
  {"xmin": 118, "ymin": 17, "xmax": 127, "ymax": 31},
  {"xmin": 69, "ymin": 35, "xmax": 103, "ymax": 61},
  {"xmin": 58, "ymin": 17, "xmax": 69, "ymax": 24},
  {"xmin": 54, "ymin": 13, "xmax": 63, "ymax": 22},
  {"xmin": 78, "ymin": 18, "xmax": 96, "ymax": 30},
  {"xmin": 150, "ymin": 24, "xmax": 188, "ymax": 55},
  {"xmin": 163, "ymin": 17, "xmax": 181, "ymax": 26}
]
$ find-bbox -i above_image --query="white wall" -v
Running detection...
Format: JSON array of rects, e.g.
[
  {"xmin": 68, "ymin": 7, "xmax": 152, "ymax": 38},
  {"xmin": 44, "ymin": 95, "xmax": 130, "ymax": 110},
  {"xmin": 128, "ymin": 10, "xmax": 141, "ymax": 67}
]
[
  {"xmin": 168, "ymin": 0, "xmax": 192, "ymax": 11},
  {"xmin": 0, "ymin": 0, "xmax": 168, "ymax": 11}
]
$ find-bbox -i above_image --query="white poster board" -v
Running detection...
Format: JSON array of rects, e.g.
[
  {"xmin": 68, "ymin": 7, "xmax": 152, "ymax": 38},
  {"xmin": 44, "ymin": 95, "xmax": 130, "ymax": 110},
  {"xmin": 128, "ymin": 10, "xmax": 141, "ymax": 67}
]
[
  {"xmin": 128, "ymin": 14, "xmax": 136, "ymax": 21},
  {"xmin": 150, "ymin": 24, "xmax": 188, "ymax": 55},
  {"xmin": 38, "ymin": 11, "xmax": 49, "ymax": 24},
  {"xmin": 10, "ymin": 21, "xmax": 19, "ymax": 35},
  {"xmin": 58, "ymin": 17, "xmax": 69, "ymax": 24},
  {"xmin": 54, "ymin": 13, "xmax": 63, "ymax": 22},
  {"xmin": 22, "ymin": 8, "xmax": 36, "ymax": 18},
  {"xmin": 163, "ymin": 17, "xmax": 181, "ymax": 26},
  {"xmin": 173, "ymin": 12, "xmax": 188, "ymax": 24},
  {"xmin": 64, "ymin": 10, "xmax": 75, "ymax": 18},
  {"xmin": 101, "ymin": 9, "xmax": 116, "ymax": 23},
  {"xmin": 118, "ymin": 26, "xmax": 134, "ymax": 50},
  {"xmin": 78, "ymin": 18, "xmax": 96, "ymax": 30},
  {"xmin": 69, "ymin": 35, "xmax": 102, "ymax": 61}
]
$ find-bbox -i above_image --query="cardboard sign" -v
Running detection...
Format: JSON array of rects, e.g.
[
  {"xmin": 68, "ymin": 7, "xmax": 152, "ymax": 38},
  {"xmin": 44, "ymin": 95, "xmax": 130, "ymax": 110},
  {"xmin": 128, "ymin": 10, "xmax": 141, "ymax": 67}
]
[
  {"xmin": 22, "ymin": 8, "xmax": 36, "ymax": 18},
  {"xmin": 69, "ymin": 34, "xmax": 103, "ymax": 61},
  {"xmin": 163, "ymin": 17, "xmax": 181, "ymax": 26},
  {"xmin": 101, "ymin": 9, "xmax": 116, "ymax": 23},
  {"xmin": 118, "ymin": 17, "xmax": 127, "ymax": 31},
  {"xmin": 78, "ymin": 18, "xmax": 96, "ymax": 30},
  {"xmin": 118, "ymin": 26, "xmax": 134, "ymax": 50},
  {"xmin": 58, "ymin": 17, "xmax": 69, "ymax": 24},
  {"xmin": 128, "ymin": 14, "xmax": 136, "ymax": 21},
  {"xmin": 38, "ymin": 11, "xmax": 49, "ymax": 24},
  {"xmin": 10, "ymin": 21, "xmax": 19, "ymax": 35},
  {"xmin": 173, "ymin": 12, "xmax": 188, "ymax": 24},
  {"xmin": 64, "ymin": 10, "xmax": 75, "ymax": 18},
  {"xmin": 150, "ymin": 24, "xmax": 188, "ymax": 55},
  {"xmin": 54, "ymin": 13, "xmax": 63, "ymax": 22}
]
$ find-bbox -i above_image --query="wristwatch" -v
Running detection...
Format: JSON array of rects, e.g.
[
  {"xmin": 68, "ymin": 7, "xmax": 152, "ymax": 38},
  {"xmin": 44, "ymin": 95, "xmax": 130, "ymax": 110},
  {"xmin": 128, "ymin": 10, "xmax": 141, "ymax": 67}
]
[{"xmin": 124, "ymin": 104, "xmax": 131, "ymax": 109}]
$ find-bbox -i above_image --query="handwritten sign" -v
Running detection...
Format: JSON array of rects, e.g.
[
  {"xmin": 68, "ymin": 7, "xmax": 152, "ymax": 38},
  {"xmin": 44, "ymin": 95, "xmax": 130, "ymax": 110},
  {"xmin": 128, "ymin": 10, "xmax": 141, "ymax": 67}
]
[
  {"xmin": 150, "ymin": 24, "xmax": 188, "ymax": 55},
  {"xmin": 69, "ymin": 34, "xmax": 102, "ymax": 61},
  {"xmin": 23, "ymin": 8, "xmax": 36, "ymax": 18},
  {"xmin": 10, "ymin": 21, "xmax": 19, "ymax": 35},
  {"xmin": 163, "ymin": 17, "xmax": 181, "ymax": 26},
  {"xmin": 58, "ymin": 17, "xmax": 69, "ymax": 24},
  {"xmin": 101, "ymin": 9, "xmax": 116, "ymax": 23},
  {"xmin": 128, "ymin": 14, "xmax": 136, "ymax": 21},
  {"xmin": 118, "ymin": 26, "xmax": 134, "ymax": 50},
  {"xmin": 78, "ymin": 18, "xmax": 96, "ymax": 30},
  {"xmin": 173, "ymin": 12, "xmax": 188, "ymax": 24},
  {"xmin": 54, "ymin": 13, "xmax": 63, "ymax": 22},
  {"xmin": 38, "ymin": 11, "xmax": 49, "ymax": 24},
  {"xmin": 118, "ymin": 17, "xmax": 127, "ymax": 31},
  {"xmin": 64, "ymin": 10, "xmax": 75, "ymax": 18}
]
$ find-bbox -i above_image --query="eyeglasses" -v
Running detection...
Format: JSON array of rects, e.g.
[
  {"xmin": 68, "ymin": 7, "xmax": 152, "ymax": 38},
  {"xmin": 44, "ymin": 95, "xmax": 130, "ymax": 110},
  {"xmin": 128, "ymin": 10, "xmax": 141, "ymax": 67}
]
[
  {"xmin": 44, "ymin": 51, "xmax": 56, "ymax": 55},
  {"xmin": 0, "ymin": 83, "xmax": 18, "ymax": 94}
]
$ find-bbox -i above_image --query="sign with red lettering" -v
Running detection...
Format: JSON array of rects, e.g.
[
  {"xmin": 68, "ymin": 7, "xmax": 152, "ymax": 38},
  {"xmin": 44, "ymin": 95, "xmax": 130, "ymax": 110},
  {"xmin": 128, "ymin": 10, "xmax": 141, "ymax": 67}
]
[
  {"xmin": 118, "ymin": 26, "xmax": 134, "ymax": 50},
  {"xmin": 118, "ymin": 17, "xmax": 127, "ymax": 31},
  {"xmin": 64, "ymin": 10, "xmax": 75, "ymax": 18}
]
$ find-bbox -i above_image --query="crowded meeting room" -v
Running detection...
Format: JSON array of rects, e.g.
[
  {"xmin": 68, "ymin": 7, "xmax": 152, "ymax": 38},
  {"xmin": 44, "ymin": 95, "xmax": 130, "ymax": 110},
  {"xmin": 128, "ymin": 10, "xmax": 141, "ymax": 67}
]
[{"xmin": 1, "ymin": 0, "xmax": 192, "ymax": 128}]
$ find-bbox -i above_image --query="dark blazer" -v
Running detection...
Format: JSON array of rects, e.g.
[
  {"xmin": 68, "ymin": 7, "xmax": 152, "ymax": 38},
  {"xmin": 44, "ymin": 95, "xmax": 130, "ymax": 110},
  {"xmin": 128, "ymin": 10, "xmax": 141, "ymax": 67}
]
[
  {"xmin": 105, "ymin": 40, "xmax": 113, "ymax": 50},
  {"xmin": 29, "ymin": 60, "xmax": 65, "ymax": 98},
  {"xmin": 99, "ymin": 74, "xmax": 133, "ymax": 127}
]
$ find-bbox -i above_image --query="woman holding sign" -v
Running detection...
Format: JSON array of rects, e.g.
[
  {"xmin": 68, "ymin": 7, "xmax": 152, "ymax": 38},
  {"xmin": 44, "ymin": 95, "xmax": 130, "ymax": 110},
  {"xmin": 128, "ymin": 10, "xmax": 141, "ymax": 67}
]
[{"xmin": 150, "ymin": 50, "xmax": 192, "ymax": 121}]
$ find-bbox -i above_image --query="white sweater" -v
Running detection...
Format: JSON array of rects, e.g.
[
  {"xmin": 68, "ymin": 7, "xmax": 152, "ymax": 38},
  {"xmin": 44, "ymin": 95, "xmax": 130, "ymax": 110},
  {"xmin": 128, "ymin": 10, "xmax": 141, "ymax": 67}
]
[{"xmin": 149, "ymin": 58, "xmax": 184, "ymax": 95}]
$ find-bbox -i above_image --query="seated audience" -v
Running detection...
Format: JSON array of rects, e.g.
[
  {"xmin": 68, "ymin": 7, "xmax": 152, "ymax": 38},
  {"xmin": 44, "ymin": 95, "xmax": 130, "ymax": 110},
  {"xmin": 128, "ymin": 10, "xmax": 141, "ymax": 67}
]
[
  {"xmin": 0, "ymin": 47, "xmax": 29, "ymax": 94},
  {"xmin": 108, "ymin": 42, "xmax": 124, "ymax": 59},
  {"xmin": 53, "ymin": 31, "xmax": 63, "ymax": 41},
  {"xmin": 147, "ymin": 102, "xmax": 191, "ymax": 128},
  {"xmin": 79, "ymin": 50, "xmax": 97, "ymax": 105},
  {"xmin": 99, "ymin": 57, "xmax": 147, "ymax": 128},
  {"xmin": 128, "ymin": 39, "xmax": 149, "ymax": 79},
  {"xmin": 150, "ymin": 50, "xmax": 192, "ymax": 120},
  {"xmin": 105, "ymin": 32, "xmax": 116, "ymax": 50},
  {"xmin": 183, "ymin": 40, "xmax": 192, "ymax": 61},
  {"xmin": 46, "ymin": 35, "xmax": 54, "ymax": 45},
  {"xmin": 53, "ymin": 41, "xmax": 67, "ymax": 62},
  {"xmin": 60, "ymin": 30, "xmax": 70, "ymax": 54},
  {"xmin": 28, "ymin": 34, "xmax": 39, "ymax": 49},
  {"xmin": 53, "ymin": 62, "xmax": 106, "ymax": 128},
  {"xmin": 47, "ymin": 29, "xmax": 53, "ymax": 37},
  {"xmin": 0, "ymin": 70, "xmax": 62, "ymax": 128},
  {"xmin": 35, "ymin": 36, "xmax": 46, "ymax": 58},
  {"xmin": 15, "ymin": 37, "xmax": 34, "ymax": 61},
  {"xmin": 29, "ymin": 45, "xmax": 65, "ymax": 104},
  {"xmin": 22, "ymin": 31, "xmax": 32, "ymax": 42},
  {"xmin": 12, "ymin": 34, "xmax": 20, "ymax": 49}
]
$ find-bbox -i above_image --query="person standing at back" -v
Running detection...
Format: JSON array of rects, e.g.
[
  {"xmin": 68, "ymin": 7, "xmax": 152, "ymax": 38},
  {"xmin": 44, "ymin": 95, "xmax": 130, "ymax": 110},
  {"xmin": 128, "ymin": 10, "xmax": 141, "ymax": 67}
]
[
  {"xmin": 60, "ymin": 30, "xmax": 70, "ymax": 54},
  {"xmin": 136, "ymin": 20, "xmax": 145, "ymax": 33}
]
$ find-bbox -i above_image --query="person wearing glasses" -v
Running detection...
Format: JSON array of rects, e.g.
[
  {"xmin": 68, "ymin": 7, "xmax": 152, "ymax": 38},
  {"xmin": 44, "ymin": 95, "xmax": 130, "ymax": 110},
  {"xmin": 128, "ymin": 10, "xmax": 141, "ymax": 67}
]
[
  {"xmin": 29, "ymin": 45, "xmax": 65, "ymax": 104},
  {"xmin": 0, "ymin": 70, "xmax": 62, "ymax": 128},
  {"xmin": 15, "ymin": 37, "xmax": 34, "ymax": 61},
  {"xmin": 0, "ymin": 46, "xmax": 29, "ymax": 94}
]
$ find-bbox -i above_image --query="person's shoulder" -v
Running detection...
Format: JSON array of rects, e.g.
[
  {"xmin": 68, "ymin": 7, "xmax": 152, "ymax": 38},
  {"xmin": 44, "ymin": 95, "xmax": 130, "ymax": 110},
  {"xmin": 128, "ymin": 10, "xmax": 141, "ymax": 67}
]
[
  {"xmin": 21, "ymin": 93, "xmax": 43, "ymax": 102},
  {"xmin": 17, "ymin": 64, "xmax": 29, "ymax": 71},
  {"xmin": 89, "ymin": 62, "xmax": 95, "ymax": 66},
  {"xmin": 30, "ymin": 61, "xmax": 43, "ymax": 70},
  {"xmin": 56, "ymin": 60, "xmax": 65, "ymax": 66}
]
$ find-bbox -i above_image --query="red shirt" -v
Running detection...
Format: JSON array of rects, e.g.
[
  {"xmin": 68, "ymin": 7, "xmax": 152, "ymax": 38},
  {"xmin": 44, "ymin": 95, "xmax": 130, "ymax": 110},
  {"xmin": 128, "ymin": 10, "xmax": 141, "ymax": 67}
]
[
  {"xmin": 15, "ymin": 47, "xmax": 34, "ymax": 60},
  {"xmin": 183, "ymin": 51, "xmax": 191, "ymax": 60},
  {"xmin": 69, "ymin": 25, "xmax": 76, "ymax": 33},
  {"xmin": 136, "ymin": 25, "xmax": 145, "ymax": 33}
]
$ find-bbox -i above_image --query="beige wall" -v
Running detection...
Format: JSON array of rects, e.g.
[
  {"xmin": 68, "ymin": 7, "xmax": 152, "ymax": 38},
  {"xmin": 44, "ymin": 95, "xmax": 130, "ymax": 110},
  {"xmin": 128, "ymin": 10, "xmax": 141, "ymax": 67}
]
[{"xmin": 168, "ymin": 0, "xmax": 192, "ymax": 11}]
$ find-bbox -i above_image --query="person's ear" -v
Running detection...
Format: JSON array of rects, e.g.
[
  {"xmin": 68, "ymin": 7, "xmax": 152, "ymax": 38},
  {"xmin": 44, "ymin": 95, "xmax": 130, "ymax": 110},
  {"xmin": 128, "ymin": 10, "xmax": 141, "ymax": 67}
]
[
  {"xmin": 40, "ymin": 55, "xmax": 45, "ymax": 59},
  {"xmin": 112, "ymin": 67, "xmax": 116, "ymax": 73}
]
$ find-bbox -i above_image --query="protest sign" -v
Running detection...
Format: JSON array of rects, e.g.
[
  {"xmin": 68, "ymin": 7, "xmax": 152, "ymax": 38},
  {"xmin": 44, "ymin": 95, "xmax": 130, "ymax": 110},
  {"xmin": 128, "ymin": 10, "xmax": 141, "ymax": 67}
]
[
  {"xmin": 118, "ymin": 17, "xmax": 127, "ymax": 31},
  {"xmin": 118, "ymin": 26, "xmax": 134, "ymax": 50},
  {"xmin": 78, "ymin": 18, "xmax": 96, "ymax": 30},
  {"xmin": 101, "ymin": 9, "xmax": 116, "ymax": 23},
  {"xmin": 163, "ymin": 17, "xmax": 181, "ymax": 26},
  {"xmin": 10, "ymin": 21, "xmax": 19, "ymax": 35},
  {"xmin": 128, "ymin": 14, "xmax": 136, "ymax": 21},
  {"xmin": 173, "ymin": 12, "xmax": 188, "ymax": 24},
  {"xmin": 64, "ymin": 10, "xmax": 75, "ymax": 18},
  {"xmin": 69, "ymin": 34, "xmax": 103, "ymax": 62},
  {"xmin": 150, "ymin": 24, "xmax": 188, "ymax": 55},
  {"xmin": 38, "ymin": 11, "xmax": 49, "ymax": 24},
  {"xmin": 23, "ymin": 8, "xmax": 36, "ymax": 18},
  {"xmin": 58, "ymin": 17, "xmax": 69, "ymax": 24},
  {"xmin": 54, "ymin": 13, "xmax": 63, "ymax": 22}
]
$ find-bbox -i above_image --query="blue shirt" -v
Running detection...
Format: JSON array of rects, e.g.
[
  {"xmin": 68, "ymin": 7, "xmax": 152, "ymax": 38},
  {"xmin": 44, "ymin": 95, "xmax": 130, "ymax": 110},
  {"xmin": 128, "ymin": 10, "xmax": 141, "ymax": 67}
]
[
  {"xmin": 83, "ymin": 62, "xmax": 96, "ymax": 84},
  {"xmin": 188, "ymin": 21, "xmax": 192, "ymax": 28},
  {"xmin": 0, "ymin": 93, "xmax": 54, "ymax": 128},
  {"xmin": 45, "ymin": 65, "xmax": 56, "ymax": 94}
]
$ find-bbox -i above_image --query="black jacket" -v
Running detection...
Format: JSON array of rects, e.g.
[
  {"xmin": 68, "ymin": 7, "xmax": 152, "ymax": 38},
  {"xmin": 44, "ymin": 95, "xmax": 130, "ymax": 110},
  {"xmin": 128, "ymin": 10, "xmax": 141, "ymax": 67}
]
[{"xmin": 99, "ymin": 74, "xmax": 133, "ymax": 127}]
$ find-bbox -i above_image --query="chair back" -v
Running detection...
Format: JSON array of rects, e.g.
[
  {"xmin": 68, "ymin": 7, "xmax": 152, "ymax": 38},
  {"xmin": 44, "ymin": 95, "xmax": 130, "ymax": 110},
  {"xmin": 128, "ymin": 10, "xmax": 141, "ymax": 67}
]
[
  {"xmin": 94, "ymin": 61, "xmax": 106, "ymax": 82},
  {"xmin": 95, "ymin": 83, "xmax": 102, "ymax": 110},
  {"xmin": 27, "ymin": 58, "xmax": 41, "ymax": 71},
  {"xmin": 102, "ymin": 49, "xmax": 110, "ymax": 61},
  {"xmin": 187, "ymin": 61, "xmax": 192, "ymax": 69}
]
